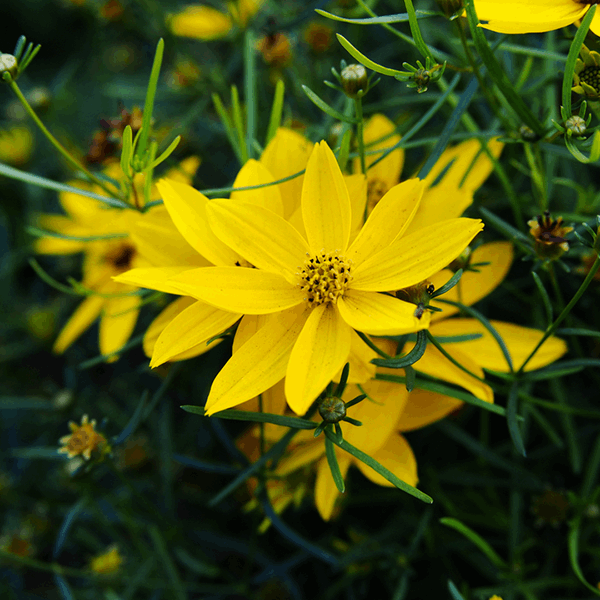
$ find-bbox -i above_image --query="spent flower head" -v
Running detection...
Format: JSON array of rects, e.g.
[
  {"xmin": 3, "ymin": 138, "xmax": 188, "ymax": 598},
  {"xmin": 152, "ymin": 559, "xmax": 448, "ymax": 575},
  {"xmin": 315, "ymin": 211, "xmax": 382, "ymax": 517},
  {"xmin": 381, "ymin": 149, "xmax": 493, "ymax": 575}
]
[
  {"xmin": 528, "ymin": 210, "xmax": 573, "ymax": 261},
  {"xmin": 58, "ymin": 415, "xmax": 109, "ymax": 460}
]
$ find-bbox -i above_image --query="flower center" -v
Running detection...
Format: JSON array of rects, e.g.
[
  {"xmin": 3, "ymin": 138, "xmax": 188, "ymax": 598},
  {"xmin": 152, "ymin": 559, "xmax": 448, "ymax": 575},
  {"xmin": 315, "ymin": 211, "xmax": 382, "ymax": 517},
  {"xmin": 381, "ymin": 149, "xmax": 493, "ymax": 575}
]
[
  {"xmin": 66, "ymin": 427, "xmax": 92, "ymax": 454},
  {"xmin": 579, "ymin": 65, "xmax": 600, "ymax": 89},
  {"xmin": 105, "ymin": 242, "xmax": 136, "ymax": 272},
  {"xmin": 299, "ymin": 251, "xmax": 352, "ymax": 306}
]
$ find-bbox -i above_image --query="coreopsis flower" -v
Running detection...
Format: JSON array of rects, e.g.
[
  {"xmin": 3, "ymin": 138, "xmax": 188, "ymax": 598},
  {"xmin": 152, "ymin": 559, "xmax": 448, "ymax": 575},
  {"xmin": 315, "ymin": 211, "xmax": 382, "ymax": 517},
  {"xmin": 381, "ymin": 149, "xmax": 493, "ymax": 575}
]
[
  {"xmin": 34, "ymin": 157, "xmax": 200, "ymax": 360},
  {"xmin": 257, "ymin": 32, "xmax": 292, "ymax": 68},
  {"xmin": 303, "ymin": 21, "xmax": 334, "ymax": 53},
  {"xmin": 168, "ymin": 0, "xmax": 264, "ymax": 41},
  {"xmin": 528, "ymin": 210, "xmax": 573, "ymax": 261},
  {"xmin": 115, "ymin": 128, "xmax": 313, "ymax": 363},
  {"xmin": 572, "ymin": 45, "xmax": 600, "ymax": 100},
  {"xmin": 58, "ymin": 415, "xmax": 109, "ymax": 460},
  {"xmin": 162, "ymin": 141, "xmax": 482, "ymax": 415},
  {"xmin": 473, "ymin": 0, "xmax": 600, "ymax": 35},
  {"xmin": 89, "ymin": 545, "xmax": 123, "ymax": 574}
]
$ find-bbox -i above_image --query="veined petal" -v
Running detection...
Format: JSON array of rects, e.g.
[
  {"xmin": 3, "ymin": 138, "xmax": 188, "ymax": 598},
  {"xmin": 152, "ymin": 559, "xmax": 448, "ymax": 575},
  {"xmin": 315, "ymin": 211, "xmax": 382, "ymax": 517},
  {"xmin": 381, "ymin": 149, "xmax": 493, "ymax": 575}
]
[
  {"xmin": 591, "ymin": 10, "xmax": 600, "ymax": 36},
  {"xmin": 230, "ymin": 159, "xmax": 284, "ymax": 216},
  {"xmin": 352, "ymin": 218, "xmax": 483, "ymax": 291},
  {"xmin": 334, "ymin": 330, "xmax": 377, "ymax": 384},
  {"xmin": 398, "ymin": 389, "xmax": 462, "ymax": 432},
  {"xmin": 474, "ymin": 0, "xmax": 586, "ymax": 33},
  {"xmin": 53, "ymin": 295, "xmax": 105, "ymax": 353},
  {"xmin": 337, "ymin": 289, "xmax": 430, "ymax": 335},
  {"xmin": 207, "ymin": 200, "xmax": 309, "ymax": 280},
  {"xmin": 168, "ymin": 5, "xmax": 233, "ymax": 40},
  {"xmin": 315, "ymin": 453, "xmax": 351, "ymax": 521},
  {"xmin": 168, "ymin": 266, "xmax": 304, "ymax": 314},
  {"xmin": 232, "ymin": 314, "xmax": 269, "ymax": 352},
  {"xmin": 99, "ymin": 293, "xmax": 141, "ymax": 361},
  {"xmin": 302, "ymin": 141, "xmax": 352, "ymax": 253},
  {"xmin": 151, "ymin": 301, "xmax": 241, "ymax": 367},
  {"xmin": 346, "ymin": 174, "xmax": 368, "ymax": 240},
  {"xmin": 114, "ymin": 266, "xmax": 198, "ymax": 295},
  {"xmin": 205, "ymin": 307, "xmax": 310, "ymax": 414},
  {"xmin": 429, "ymin": 318, "xmax": 567, "ymax": 372},
  {"xmin": 143, "ymin": 296, "xmax": 196, "ymax": 358},
  {"xmin": 355, "ymin": 433, "xmax": 418, "ymax": 488},
  {"xmin": 429, "ymin": 241, "xmax": 513, "ymax": 319},
  {"xmin": 347, "ymin": 178, "xmax": 425, "ymax": 266},
  {"xmin": 157, "ymin": 178, "xmax": 240, "ymax": 266},
  {"xmin": 259, "ymin": 127, "xmax": 312, "ymax": 219},
  {"xmin": 285, "ymin": 304, "xmax": 352, "ymax": 415}
]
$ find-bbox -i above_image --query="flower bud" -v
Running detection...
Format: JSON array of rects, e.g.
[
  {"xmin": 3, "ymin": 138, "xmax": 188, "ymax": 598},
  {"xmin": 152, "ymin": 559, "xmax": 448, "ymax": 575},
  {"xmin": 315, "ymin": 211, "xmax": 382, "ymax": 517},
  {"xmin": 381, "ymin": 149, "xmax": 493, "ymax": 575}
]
[
  {"xmin": 318, "ymin": 395, "xmax": 346, "ymax": 423},
  {"xmin": 341, "ymin": 64, "xmax": 368, "ymax": 98},
  {"xmin": 0, "ymin": 54, "xmax": 18, "ymax": 81},
  {"xmin": 565, "ymin": 115, "xmax": 587, "ymax": 136}
]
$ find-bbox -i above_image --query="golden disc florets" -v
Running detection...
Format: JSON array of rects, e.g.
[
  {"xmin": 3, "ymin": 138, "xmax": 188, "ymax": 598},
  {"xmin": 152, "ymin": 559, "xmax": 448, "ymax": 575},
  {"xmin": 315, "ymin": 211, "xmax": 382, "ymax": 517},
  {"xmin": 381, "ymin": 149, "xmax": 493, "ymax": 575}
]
[
  {"xmin": 299, "ymin": 251, "xmax": 352, "ymax": 306},
  {"xmin": 58, "ymin": 415, "xmax": 108, "ymax": 460}
]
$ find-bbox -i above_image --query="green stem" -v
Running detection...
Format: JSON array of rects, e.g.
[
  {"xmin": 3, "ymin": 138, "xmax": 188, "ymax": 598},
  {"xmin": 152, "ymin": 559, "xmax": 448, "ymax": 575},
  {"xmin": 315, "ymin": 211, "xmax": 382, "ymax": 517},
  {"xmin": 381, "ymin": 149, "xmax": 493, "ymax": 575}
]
[
  {"xmin": 244, "ymin": 27, "xmax": 257, "ymax": 160},
  {"xmin": 9, "ymin": 79, "xmax": 122, "ymax": 200},
  {"xmin": 401, "ymin": 0, "xmax": 435, "ymax": 61},
  {"xmin": 517, "ymin": 253, "xmax": 600, "ymax": 374}
]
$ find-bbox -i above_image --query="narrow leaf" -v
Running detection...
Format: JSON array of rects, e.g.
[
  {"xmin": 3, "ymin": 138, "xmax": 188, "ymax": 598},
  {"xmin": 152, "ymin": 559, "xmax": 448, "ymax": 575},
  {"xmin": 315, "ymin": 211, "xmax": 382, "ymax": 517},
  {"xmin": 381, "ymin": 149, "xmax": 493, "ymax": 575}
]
[
  {"xmin": 325, "ymin": 435, "xmax": 346, "ymax": 493},
  {"xmin": 371, "ymin": 330, "xmax": 427, "ymax": 368},
  {"xmin": 266, "ymin": 78, "xmax": 285, "ymax": 145},
  {"xmin": 507, "ymin": 381, "xmax": 526, "ymax": 457},
  {"xmin": 301, "ymin": 85, "xmax": 358, "ymax": 123},
  {"xmin": 181, "ymin": 406, "xmax": 318, "ymax": 429}
]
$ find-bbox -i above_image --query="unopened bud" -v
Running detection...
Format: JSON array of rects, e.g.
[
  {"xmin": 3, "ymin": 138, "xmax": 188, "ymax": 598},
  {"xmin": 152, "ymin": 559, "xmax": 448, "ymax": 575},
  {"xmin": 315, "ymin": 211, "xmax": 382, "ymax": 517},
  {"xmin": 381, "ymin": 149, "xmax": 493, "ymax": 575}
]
[
  {"xmin": 565, "ymin": 115, "xmax": 586, "ymax": 136},
  {"xmin": 341, "ymin": 64, "xmax": 368, "ymax": 98},
  {"xmin": 318, "ymin": 395, "xmax": 346, "ymax": 423},
  {"xmin": 0, "ymin": 54, "xmax": 18, "ymax": 80}
]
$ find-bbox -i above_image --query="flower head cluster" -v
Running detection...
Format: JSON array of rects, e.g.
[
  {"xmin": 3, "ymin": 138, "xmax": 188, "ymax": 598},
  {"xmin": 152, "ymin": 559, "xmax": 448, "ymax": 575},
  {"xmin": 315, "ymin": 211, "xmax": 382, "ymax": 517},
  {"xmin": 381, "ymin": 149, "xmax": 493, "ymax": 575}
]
[{"xmin": 58, "ymin": 415, "xmax": 109, "ymax": 460}]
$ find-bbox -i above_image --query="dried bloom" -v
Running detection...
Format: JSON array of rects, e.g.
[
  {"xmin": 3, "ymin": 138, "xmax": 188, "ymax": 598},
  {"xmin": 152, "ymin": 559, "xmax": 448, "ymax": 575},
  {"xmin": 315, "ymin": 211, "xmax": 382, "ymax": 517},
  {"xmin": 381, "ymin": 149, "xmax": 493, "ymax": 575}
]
[
  {"xmin": 257, "ymin": 32, "xmax": 292, "ymax": 68},
  {"xmin": 303, "ymin": 21, "xmax": 334, "ymax": 53},
  {"xmin": 58, "ymin": 415, "xmax": 108, "ymax": 460},
  {"xmin": 528, "ymin": 210, "xmax": 573, "ymax": 261}
]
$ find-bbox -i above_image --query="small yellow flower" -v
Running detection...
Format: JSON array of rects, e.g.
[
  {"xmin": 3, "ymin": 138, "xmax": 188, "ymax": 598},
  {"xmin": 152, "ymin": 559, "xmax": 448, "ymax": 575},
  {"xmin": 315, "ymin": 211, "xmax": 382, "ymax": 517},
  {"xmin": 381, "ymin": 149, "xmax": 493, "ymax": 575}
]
[
  {"xmin": 257, "ymin": 32, "xmax": 292, "ymax": 68},
  {"xmin": 528, "ymin": 210, "xmax": 573, "ymax": 261},
  {"xmin": 0, "ymin": 125, "xmax": 34, "ymax": 166},
  {"xmin": 303, "ymin": 21, "xmax": 334, "ymax": 53},
  {"xmin": 89, "ymin": 545, "xmax": 123, "ymax": 574},
  {"xmin": 572, "ymin": 45, "xmax": 600, "ymax": 100},
  {"xmin": 58, "ymin": 415, "xmax": 108, "ymax": 460}
]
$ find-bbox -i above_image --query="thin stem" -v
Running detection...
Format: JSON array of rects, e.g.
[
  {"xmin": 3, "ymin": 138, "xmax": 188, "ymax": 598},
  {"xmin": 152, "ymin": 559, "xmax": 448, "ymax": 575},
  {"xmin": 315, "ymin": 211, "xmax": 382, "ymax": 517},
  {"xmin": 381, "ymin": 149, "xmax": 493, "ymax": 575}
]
[{"xmin": 9, "ymin": 79, "xmax": 122, "ymax": 200}]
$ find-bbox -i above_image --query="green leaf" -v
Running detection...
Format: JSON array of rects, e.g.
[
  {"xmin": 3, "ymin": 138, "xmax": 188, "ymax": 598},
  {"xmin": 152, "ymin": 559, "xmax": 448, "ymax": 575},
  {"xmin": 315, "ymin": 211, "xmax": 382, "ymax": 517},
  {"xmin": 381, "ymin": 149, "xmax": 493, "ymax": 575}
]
[
  {"xmin": 212, "ymin": 92, "xmax": 244, "ymax": 165},
  {"xmin": 0, "ymin": 396, "xmax": 53, "ymax": 410},
  {"xmin": 325, "ymin": 435, "xmax": 346, "ymax": 493},
  {"xmin": 301, "ymin": 85, "xmax": 358, "ymax": 123},
  {"xmin": 557, "ymin": 327, "xmax": 600, "ymax": 338},
  {"xmin": 149, "ymin": 135, "xmax": 181, "ymax": 170},
  {"xmin": 532, "ymin": 271, "xmax": 553, "ymax": 325},
  {"xmin": 507, "ymin": 382, "xmax": 526, "ymax": 457},
  {"xmin": 181, "ymin": 405, "xmax": 317, "ymax": 430},
  {"xmin": 430, "ymin": 269, "xmax": 463, "ymax": 299},
  {"xmin": 325, "ymin": 429, "xmax": 433, "ymax": 504},
  {"xmin": 440, "ymin": 517, "xmax": 507, "ymax": 568},
  {"xmin": 230, "ymin": 85, "xmax": 248, "ymax": 164},
  {"xmin": 447, "ymin": 580, "xmax": 467, "ymax": 600},
  {"xmin": 568, "ymin": 517, "xmax": 600, "ymax": 596},
  {"xmin": 564, "ymin": 129, "xmax": 600, "ymax": 164},
  {"xmin": 265, "ymin": 78, "xmax": 285, "ymax": 145},
  {"xmin": 120, "ymin": 124, "xmax": 133, "ymax": 178},
  {"xmin": 315, "ymin": 9, "xmax": 438, "ymax": 25},
  {"xmin": 336, "ymin": 34, "xmax": 404, "ymax": 78},
  {"xmin": 434, "ymin": 334, "xmax": 483, "ymax": 343},
  {"xmin": 371, "ymin": 330, "xmax": 427, "ymax": 368}
]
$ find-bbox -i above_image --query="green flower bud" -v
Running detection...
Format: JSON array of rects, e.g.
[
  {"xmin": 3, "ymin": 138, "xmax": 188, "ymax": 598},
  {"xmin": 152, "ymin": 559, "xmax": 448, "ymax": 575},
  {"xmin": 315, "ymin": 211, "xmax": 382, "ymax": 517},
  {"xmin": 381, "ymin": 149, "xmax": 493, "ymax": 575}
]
[
  {"xmin": 318, "ymin": 395, "xmax": 347, "ymax": 423},
  {"xmin": 565, "ymin": 115, "xmax": 587, "ymax": 136},
  {"xmin": 341, "ymin": 64, "xmax": 368, "ymax": 98},
  {"xmin": 0, "ymin": 54, "xmax": 18, "ymax": 81}
]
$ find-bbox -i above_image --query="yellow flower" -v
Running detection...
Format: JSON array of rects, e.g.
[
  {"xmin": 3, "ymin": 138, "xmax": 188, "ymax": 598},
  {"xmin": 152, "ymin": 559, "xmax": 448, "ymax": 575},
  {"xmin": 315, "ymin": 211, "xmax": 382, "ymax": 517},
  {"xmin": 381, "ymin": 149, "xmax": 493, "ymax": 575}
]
[
  {"xmin": 58, "ymin": 415, "xmax": 108, "ymax": 460},
  {"xmin": 35, "ymin": 157, "xmax": 200, "ymax": 360},
  {"xmin": 528, "ymin": 210, "xmax": 573, "ymax": 261},
  {"xmin": 168, "ymin": 0, "xmax": 264, "ymax": 41},
  {"xmin": 473, "ymin": 0, "xmax": 600, "ymax": 35},
  {"xmin": 572, "ymin": 45, "xmax": 600, "ymax": 100},
  {"xmin": 89, "ymin": 545, "xmax": 123, "ymax": 574},
  {"xmin": 0, "ymin": 125, "xmax": 34, "ymax": 165},
  {"xmin": 161, "ymin": 141, "xmax": 481, "ymax": 415}
]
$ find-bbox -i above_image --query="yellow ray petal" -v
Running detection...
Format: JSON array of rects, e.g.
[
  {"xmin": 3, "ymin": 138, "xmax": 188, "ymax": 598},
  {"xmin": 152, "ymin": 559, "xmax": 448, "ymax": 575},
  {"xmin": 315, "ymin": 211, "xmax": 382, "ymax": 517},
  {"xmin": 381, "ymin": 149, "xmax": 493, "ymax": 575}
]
[
  {"xmin": 285, "ymin": 304, "xmax": 352, "ymax": 415},
  {"xmin": 207, "ymin": 200, "xmax": 309, "ymax": 280},
  {"xmin": 238, "ymin": 378, "xmax": 289, "ymax": 415},
  {"xmin": 355, "ymin": 433, "xmax": 418, "ymax": 488},
  {"xmin": 347, "ymin": 178, "xmax": 425, "ymax": 266},
  {"xmin": 591, "ymin": 10, "xmax": 600, "ymax": 36},
  {"xmin": 275, "ymin": 437, "xmax": 327, "ymax": 476},
  {"xmin": 429, "ymin": 318, "xmax": 567, "ymax": 372},
  {"xmin": 205, "ymin": 307, "xmax": 310, "ymax": 414},
  {"xmin": 114, "ymin": 266, "xmax": 198, "ymax": 295},
  {"xmin": 168, "ymin": 266, "xmax": 304, "ymax": 314},
  {"xmin": 335, "ymin": 330, "xmax": 377, "ymax": 384},
  {"xmin": 53, "ymin": 295, "xmax": 105, "ymax": 353},
  {"xmin": 337, "ymin": 289, "xmax": 430, "ymax": 335},
  {"xmin": 315, "ymin": 453, "xmax": 351, "ymax": 521},
  {"xmin": 99, "ymin": 293, "xmax": 141, "ymax": 360},
  {"xmin": 151, "ymin": 301, "xmax": 241, "ymax": 367},
  {"xmin": 398, "ymin": 388, "xmax": 463, "ymax": 432},
  {"xmin": 59, "ymin": 184, "xmax": 112, "ymax": 226},
  {"xmin": 163, "ymin": 156, "xmax": 201, "ymax": 185},
  {"xmin": 302, "ymin": 141, "xmax": 352, "ymax": 253},
  {"xmin": 429, "ymin": 241, "xmax": 513, "ymax": 320},
  {"xmin": 259, "ymin": 128, "xmax": 313, "ymax": 219},
  {"xmin": 157, "ymin": 178, "xmax": 240, "ymax": 266},
  {"xmin": 342, "ymin": 380, "xmax": 409, "ymax": 454},
  {"xmin": 346, "ymin": 173, "xmax": 368, "ymax": 239},
  {"xmin": 33, "ymin": 214, "xmax": 90, "ymax": 254},
  {"xmin": 232, "ymin": 315, "xmax": 269, "ymax": 353},
  {"xmin": 351, "ymin": 218, "xmax": 483, "ymax": 291},
  {"xmin": 168, "ymin": 5, "xmax": 233, "ymax": 40},
  {"xmin": 474, "ymin": 0, "xmax": 587, "ymax": 33},
  {"xmin": 230, "ymin": 159, "xmax": 284, "ymax": 216}
]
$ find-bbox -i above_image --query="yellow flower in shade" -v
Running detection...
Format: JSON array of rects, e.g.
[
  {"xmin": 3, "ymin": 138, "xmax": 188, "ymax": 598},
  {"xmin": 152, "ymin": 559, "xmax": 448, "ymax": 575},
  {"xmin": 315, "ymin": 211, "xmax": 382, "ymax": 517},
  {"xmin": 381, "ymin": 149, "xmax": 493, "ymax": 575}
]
[
  {"xmin": 168, "ymin": 0, "xmax": 264, "ymax": 41},
  {"xmin": 162, "ymin": 141, "xmax": 482, "ymax": 415},
  {"xmin": 89, "ymin": 545, "xmax": 123, "ymax": 574},
  {"xmin": 58, "ymin": 415, "xmax": 109, "ymax": 460},
  {"xmin": 34, "ymin": 157, "xmax": 200, "ymax": 360},
  {"xmin": 472, "ymin": 0, "xmax": 600, "ymax": 35},
  {"xmin": 572, "ymin": 45, "xmax": 600, "ymax": 100},
  {"xmin": 0, "ymin": 125, "xmax": 34, "ymax": 166},
  {"xmin": 115, "ymin": 128, "xmax": 313, "ymax": 364}
]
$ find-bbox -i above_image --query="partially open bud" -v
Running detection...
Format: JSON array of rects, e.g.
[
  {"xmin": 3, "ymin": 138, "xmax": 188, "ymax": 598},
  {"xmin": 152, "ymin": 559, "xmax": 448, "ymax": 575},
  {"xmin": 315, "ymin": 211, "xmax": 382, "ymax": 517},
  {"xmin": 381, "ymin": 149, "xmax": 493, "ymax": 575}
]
[
  {"xmin": 565, "ymin": 115, "xmax": 587, "ymax": 137},
  {"xmin": 528, "ymin": 211, "xmax": 573, "ymax": 261},
  {"xmin": 341, "ymin": 64, "xmax": 368, "ymax": 98},
  {"xmin": 318, "ymin": 395, "xmax": 346, "ymax": 423},
  {"xmin": 0, "ymin": 54, "xmax": 18, "ymax": 81}
]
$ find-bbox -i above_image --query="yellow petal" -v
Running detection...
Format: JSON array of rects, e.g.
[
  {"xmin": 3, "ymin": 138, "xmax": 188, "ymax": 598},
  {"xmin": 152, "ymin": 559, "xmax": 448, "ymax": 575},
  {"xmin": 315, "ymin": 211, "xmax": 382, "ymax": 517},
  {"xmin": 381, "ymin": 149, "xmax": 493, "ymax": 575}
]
[
  {"xmin": 315, "ymin": 453, "xmax": 351, "ymax": 521},
  {"xmin": 143, "ymin": 296, "xmax": 196, "ymax": 358},
  {"xmin": 114, "ymin": 266, "xmax": 198, "ymax": 295},
  {"xmin": 351, "ymin": 218, "xmax": 483, "ymax": 291},
  {"xmin": 428, "ymin": 318, "xmax": 567, "ymax": 372},
  {"xmin": 346, "ymin": 173, "xmax": 368, "ymax": 239},
  {"xmin": 230, "ymin": 159, "xmax": 283, "ymax": 217},
  {"xmin": 168, "ymin": 5, "xmax": 233, "ymax": 40},
  {"xmin": 259, "ymin": 127, "xmax": 313, "ymax": 219},
  {"xmin": 99, "ymin": 293, "xmax": 141, "ymax": 360},
  {"xmin": 347, "ymin": 178, "xmax": 425, "ymax": 266},
  {"xmin": 205, "ymin": 307, "xmax": 310, "ymax": 414},
  {"xmin": 168, "ymin": 266, "xmax": 303, "ymax": 314},
  {"xmin": 429, "ymin": 241, "xmax": 513, "ymax": 320},
  {"xmin": 232, "ymin": 315, "xmax": 270, "ymax": 353},
  {"xmin": 207, "ymin": 200, "xmax": 309, "ymax": 280},
  {"xmin": 157, "ymin": 178, "xmax": 240, "ymax": 266},
  {"xmin": 275, "ymin": 436, "xmax": 327, "ymax": 476},
  {"xmin": 53, "ymin": 295, "xmax": 105, "ymax": 353},
  {"xmin": 398, "ymin": 388, "xmax": 462, "ymax": 432},
  {"xmin": 302, "ymin": 141, "xmax": 352, "ymax": 253},
  {"xmin": 151, "ymin": 301, "xmax": 241, "ymax": 367},
  {"xmin": 474, "ymin": 0, "xmax": 586, "ymax": 33},
  {"xmin": 591, "ymin": 10, "xmax": 600, "ymax": 36},
  {"xmin": 355, "ymin": 433, "xmax": 418, "ymax": 488},
  {"xmin": 163, "ymin": 156, "xmax": 201, "ymax": 185},
  {"xmin": 33, "ymin": 214, "xmax": 90, "ymax": 254},
  {"xmin": 285, "ymin": 304, "xmax": 352, "ymax": 415},
  {"xmin": 336, "ymin": 330, "xmax": 378, "ymax": 384},
  {"xmin": 59, "ymin": 184, "xmax": 112, "ymax": 226},
  {"xmin": 337, "ymin": 289, "xmax": 430, "ymax": 335}
]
